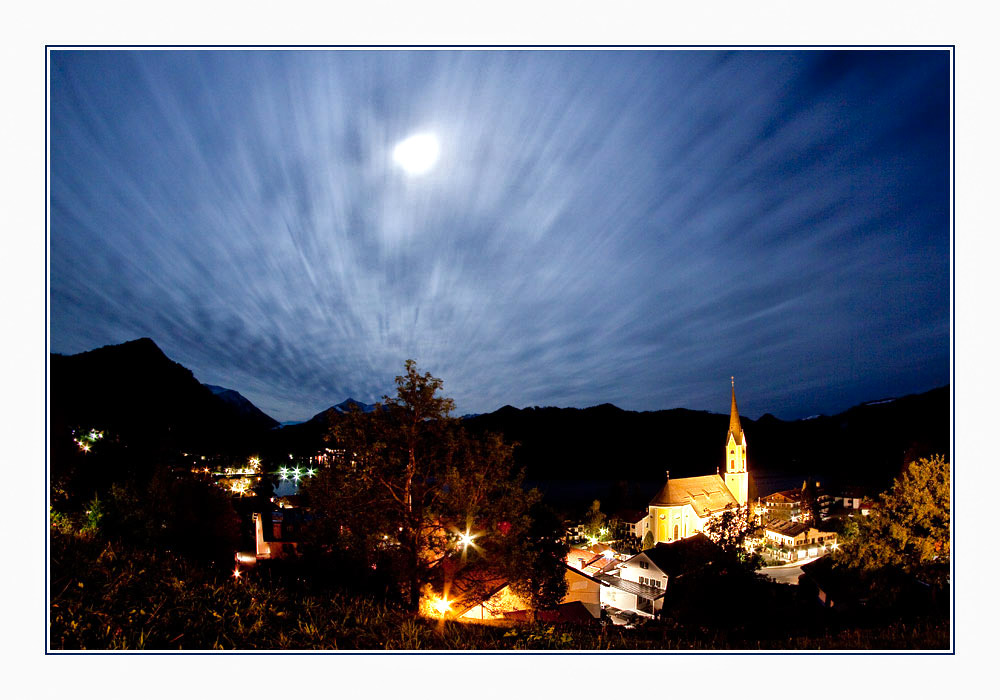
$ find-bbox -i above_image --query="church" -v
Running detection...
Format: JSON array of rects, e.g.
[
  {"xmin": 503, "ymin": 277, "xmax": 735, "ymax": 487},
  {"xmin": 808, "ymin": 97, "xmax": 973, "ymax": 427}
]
[{"xmin": 646, "ymin": 380, "xmax": 750, "ymax": 544}]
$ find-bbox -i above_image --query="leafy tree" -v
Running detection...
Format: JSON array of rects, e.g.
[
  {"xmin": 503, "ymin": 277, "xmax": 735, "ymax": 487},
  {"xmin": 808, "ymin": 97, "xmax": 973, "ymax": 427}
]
[
  {"xmin": 836, "ymin": 455, "xmax": 950, "ymax": 588},
  {"xmin": 307, "ymin": 360, "xmax": 536, "ymax": 611},
  {"xmin": 507, "ymin": 501, "xmax": 569, "ymax": 617},
  {"xmin": 584, "ymin": 499, "xmax": 607, "ymax": 539},
  {"xmin": 642, "ymin": 531, "xmax": 654, "ymax": 551},
  {"xmin": 705, "ymin": 504, "xmax": 762, "ymax": 573}
]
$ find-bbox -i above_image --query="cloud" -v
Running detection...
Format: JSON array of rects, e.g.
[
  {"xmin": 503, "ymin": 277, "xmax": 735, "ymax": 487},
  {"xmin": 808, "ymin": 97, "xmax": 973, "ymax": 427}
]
[{"xmin": 50, "ymin": 50, "xmax": 950, "ymax": 421}]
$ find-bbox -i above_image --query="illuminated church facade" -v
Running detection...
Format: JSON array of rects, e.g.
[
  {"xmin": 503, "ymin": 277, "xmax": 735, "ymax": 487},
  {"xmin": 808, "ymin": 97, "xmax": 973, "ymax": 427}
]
[{"xmin": 646, "ymin": 380, "xmax": 750, "ymax": 544}]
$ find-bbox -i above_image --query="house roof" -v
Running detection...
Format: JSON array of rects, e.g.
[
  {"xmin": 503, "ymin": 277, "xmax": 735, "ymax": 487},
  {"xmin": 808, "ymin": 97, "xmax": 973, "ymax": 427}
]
[
  {"xmin": 567, "ymin": 548, "xmax": 618, "ymax": 575},
  {"xmin": 762, "ymin": 518, "xmax": 809, "ymax": 537},
  {"xmin": 446, "ymin": 559, "xmax": 605, "ymax": 618},
  {"xmin": 798, "ymin": 556, "xmax": 867, "ymax": 607},
  {"xmin": 595, "ymin": 573, "xmax": 667, "ymax": 601},
  {"xmin": 639, "ymin": 533, "xmax": 721, "ymax": 576},
  {"xmin": 440, "ymin": 565, "xmax": 511, "ymax": 616},
  {"xmin": 762, "ymin": 489, "xmax": 802, "ymax": 504},
  {"xmin": 564, "ymin": 562, "xmax": 608, "ymax": 586},
  {"xmin": 503, "ymin": 600, "xmax": 598, "ymax": 624},
  {"xmin": 648, "ymin": 474, "xmax": 738, "ymax": 516}
]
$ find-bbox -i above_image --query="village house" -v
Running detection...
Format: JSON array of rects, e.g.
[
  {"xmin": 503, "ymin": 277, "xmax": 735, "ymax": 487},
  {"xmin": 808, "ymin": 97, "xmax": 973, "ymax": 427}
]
[
  {"xmin": 836, "ymin": 487, "xmax": 875, "ymax": 515},
  {"xmin": 757, "ymin": 489, "xmax": 804, "ymax": 522},
  {"xmin": 761, "ymin": 518, "xmax": 838, "ymax": 562},
  {"xmin": 610, "ymin": 509, "xmax": 649, "ymax": 550},
  {"xmin": 596, "ymin": 533, "xmax": 721, "ymax": 618},
  {"xmin": 253, "ymin": 510, "xmax": 306, "ymax": 561},
  {"xmin": 444, "ymin": 563, "xmax": 605, "ymax": 623}
]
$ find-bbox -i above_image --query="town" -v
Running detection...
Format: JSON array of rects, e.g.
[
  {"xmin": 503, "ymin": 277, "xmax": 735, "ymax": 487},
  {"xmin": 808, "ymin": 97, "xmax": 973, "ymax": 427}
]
[{"xmin": 49, "ymin": 348, "xmax": 951, "ymax": 650}]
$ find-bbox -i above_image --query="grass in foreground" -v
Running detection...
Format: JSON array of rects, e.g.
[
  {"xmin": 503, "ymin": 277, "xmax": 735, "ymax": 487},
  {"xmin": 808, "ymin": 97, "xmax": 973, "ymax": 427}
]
[{"xmin": 50, "ymin": 529, "xmax": 948, "ymax": 651}]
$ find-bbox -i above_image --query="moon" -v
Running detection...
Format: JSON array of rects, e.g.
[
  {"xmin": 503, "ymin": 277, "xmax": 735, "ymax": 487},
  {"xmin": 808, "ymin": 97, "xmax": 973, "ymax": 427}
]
[{"xmin": 393, "ymin": 133, "xmax": 440, "ymax": 175}]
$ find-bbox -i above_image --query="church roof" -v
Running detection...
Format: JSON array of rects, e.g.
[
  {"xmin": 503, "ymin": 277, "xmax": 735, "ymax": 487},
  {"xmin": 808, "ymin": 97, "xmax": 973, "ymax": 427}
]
[
  {"xmin": 727, "ymin": 380, "xmax": 744, "ymax": 446},
  {"xmin": 648, "ymin": 474, "xmax": 739, "ymax": 517}
]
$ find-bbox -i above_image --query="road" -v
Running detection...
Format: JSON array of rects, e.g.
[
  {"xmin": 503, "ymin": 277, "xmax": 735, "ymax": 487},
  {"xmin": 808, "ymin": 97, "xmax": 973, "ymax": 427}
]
[{"xmin": 760, "ymin": 555, "xmax": 823, "ymax": 585}]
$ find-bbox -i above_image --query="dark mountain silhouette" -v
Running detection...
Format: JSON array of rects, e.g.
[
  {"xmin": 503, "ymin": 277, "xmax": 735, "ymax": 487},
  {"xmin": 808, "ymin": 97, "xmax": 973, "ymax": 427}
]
[
  {"xmin": 333, "ymin": 397, "xmax": 377, "ymax": 414},
  {"xmin": 204, "ymin": 384, "xmax": 279, "ymax": 432},
  {"xmin": 464, "ymin": 386, "xmax": 950, "ymax": 495},
  {"xmin": 50, "ymin": 338, "xmax": 276, "ymax": 456},
  {"xmin": 50, "ymin": 337, "xmax": 949, "ymax": 503},
  {"xmin": 258, "ymin": 398, "xmax": 377, "ymax": 456}
]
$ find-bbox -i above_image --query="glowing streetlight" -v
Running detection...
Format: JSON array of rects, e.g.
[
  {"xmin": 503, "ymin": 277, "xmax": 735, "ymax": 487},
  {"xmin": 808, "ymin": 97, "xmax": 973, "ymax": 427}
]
[
  {"xmin": 458, "ymin": 532, "xmax": 476, "ymax": 550},
  {"xmin": 233, "ymin": 567, "xmax": 242, "ymax": 580},
  {"xmin": 432, "ymin": 597, "xmax": 451, "ymax": 615}
]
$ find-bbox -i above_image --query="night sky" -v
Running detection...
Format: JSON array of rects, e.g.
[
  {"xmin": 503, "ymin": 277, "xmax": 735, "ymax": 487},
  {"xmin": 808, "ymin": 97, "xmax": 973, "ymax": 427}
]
[{"xmin": 49, "ymin": 49, "xmax": 951, "ymax": 423}]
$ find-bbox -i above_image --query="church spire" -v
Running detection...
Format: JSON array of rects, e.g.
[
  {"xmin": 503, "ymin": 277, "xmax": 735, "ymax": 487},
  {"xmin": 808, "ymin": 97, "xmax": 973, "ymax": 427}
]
[
  {"xmin": 723, "ymin": 378, "xmax": 748, "ymax": 507},
  {"xmin": 728, "ymin": 377, "xmax": 743, "ymax": 446}
]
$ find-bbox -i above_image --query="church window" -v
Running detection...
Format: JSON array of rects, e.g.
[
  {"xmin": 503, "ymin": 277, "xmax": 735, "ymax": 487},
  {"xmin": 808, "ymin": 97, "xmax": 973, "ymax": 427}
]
[
  {"xmin": 673, "ymin": 525, "xmax": 679, "ymax": 540},
  {"xmin": 731, "ymin": 460, "xmax": 734, "ymax": 469}
]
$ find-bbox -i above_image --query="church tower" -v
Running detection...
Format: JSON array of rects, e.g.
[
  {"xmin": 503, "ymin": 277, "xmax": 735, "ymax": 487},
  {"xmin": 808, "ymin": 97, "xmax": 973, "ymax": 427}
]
[{"xmin": 724, "ymin": 378, "xmax": 748, "ymax": 508}]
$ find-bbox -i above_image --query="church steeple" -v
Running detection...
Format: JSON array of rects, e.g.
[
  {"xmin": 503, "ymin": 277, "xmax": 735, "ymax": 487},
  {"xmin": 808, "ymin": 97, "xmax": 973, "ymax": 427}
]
[
  {"xmin": 724, "ymin": 377, "xmax": 748, "ymax": 507},
  {"xmin": 727, "ymin": 376, "xmax": 743, "ymax": 446}
]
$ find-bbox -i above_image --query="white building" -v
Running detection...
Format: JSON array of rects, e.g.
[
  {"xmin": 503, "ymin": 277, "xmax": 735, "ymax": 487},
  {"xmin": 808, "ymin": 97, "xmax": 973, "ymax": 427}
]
[{"xmin": 597, "ymin": 533, "xmax": 719, "ymax": 618}]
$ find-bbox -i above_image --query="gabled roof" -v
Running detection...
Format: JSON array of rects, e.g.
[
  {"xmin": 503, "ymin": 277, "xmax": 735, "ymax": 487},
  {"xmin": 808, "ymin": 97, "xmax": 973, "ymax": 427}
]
[
  {"xmin": 639, "ymin": 533, "xmax": 721, "ymax": 576},
  {"xmin": 762, "ymin": 518, "xmax": 809, "ymax": 537},
  {"xmin": 563, "ymin": 562, "xmax": 608, "ymax": 586},
  {"xmin": 503, "ymin": 600, "xmax": 598, "ymax": 624},
  {"xmin": 762, "ymin": 489, "xmax": 802, "ymax": 504},
  {"xmin": 595, "ymin": 573, "xmax": 667, "ymax": 601},
  {"xmin": 441, "ymin": 565, "xmax": 511, "ymax": 616},
  {"xmin": 728, "ymin": 381, "xmax": 744, "ymax": 446},
  {"xmin": 567, "ymin": 548, "xmax": 619, "ymax": 575},
  {"xmin": 648, "ymin": 474, "xmax": 738, "ymax": 517}
]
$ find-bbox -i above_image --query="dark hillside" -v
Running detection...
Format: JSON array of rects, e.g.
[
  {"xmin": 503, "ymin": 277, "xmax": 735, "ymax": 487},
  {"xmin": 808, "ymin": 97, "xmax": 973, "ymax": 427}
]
[
  {"xmin": 464, "ymin": 387, "xmax": 949, "ymax": 494},
  {"xmin": 50, "ymin": 338, "xmax": 275, "ymax": 456}
]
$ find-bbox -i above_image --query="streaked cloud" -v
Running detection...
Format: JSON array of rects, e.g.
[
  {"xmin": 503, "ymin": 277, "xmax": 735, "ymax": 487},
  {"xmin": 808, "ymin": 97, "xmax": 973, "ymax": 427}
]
[{"xmin": 50, "ymin": 50, "xmax": 950, "ymax": 421}]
